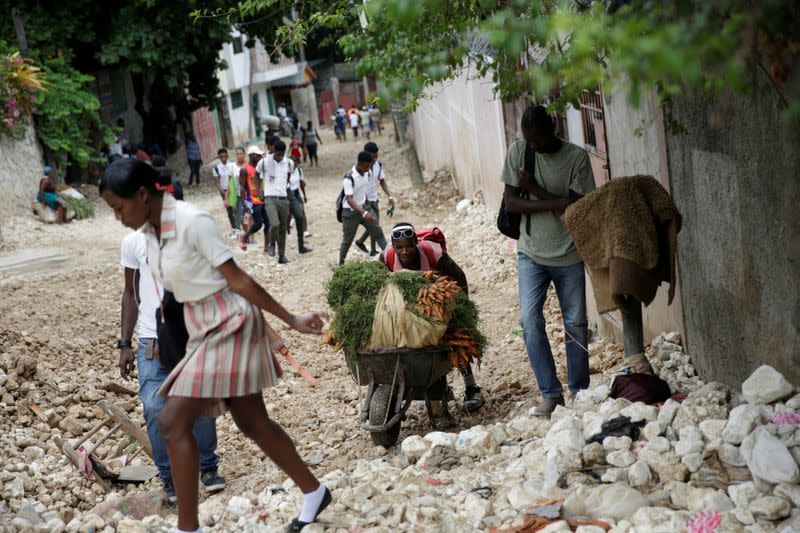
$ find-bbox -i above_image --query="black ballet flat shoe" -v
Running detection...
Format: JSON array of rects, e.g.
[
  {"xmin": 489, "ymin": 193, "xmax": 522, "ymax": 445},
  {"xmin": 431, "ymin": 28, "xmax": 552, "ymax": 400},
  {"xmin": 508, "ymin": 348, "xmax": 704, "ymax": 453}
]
[{"xmin": 286, "ymin": 487, "xmax": 332, "ymax": 532}]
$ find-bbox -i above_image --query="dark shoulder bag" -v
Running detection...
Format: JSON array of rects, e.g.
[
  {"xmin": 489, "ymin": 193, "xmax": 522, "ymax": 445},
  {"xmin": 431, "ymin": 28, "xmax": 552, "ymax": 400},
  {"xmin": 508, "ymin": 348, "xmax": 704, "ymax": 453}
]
[
  {"xmin": 154, "ymin": 290, "xmax": 189, "ymax": 371},
  {"xmin": 497, "ymin": 144, "xmax": 536, "ymax": 239}
]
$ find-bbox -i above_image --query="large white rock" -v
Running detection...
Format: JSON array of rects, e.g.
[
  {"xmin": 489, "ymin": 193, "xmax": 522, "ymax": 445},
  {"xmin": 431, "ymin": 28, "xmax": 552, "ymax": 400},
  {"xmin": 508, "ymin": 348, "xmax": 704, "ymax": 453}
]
[
  {"xmin": 642, "ymin": 421, "xmax": 662, "ymax": 441},
  {"xmin": 674, "ymin": 438, "xmax": 704, "ymax": 457},
  {"xmin": 628, "ymin": 461, "xmax": 652, "ymax": 488},
  {"xmin": 681, "ymin": 452, "xmax": 704, "ymax": 473},
  {"xmin": 539, "ymin": 521, "xmax": 572, "ymax": 533},
  {"xmin": 544, "ymin": 415, "xmax": 584, "ymax": 453},
  {"xmin": 718, "ymin": 443, "xmax": 746, "ymax": 467},
  {"xmin": 644, "ymin": 436, "xmax": 671, "ymax": 453},
  {"xmin": 606, "ymin": 450, "xmax": 636, "ymax": 468},
  {"xmin": 699, "ymin": 419, "xmax": 727, "ymax": 442},
  {"xmin": 401, "ymin": 435, "xmax": 429, "ymax": 460},
  {"xmin": 226, "ymin": 496, "xmax": 253, "ymax": 518},
  {"xmin": 507, "ymin": 483, "xmax": 536, "ymax": 510},
  {"xmin": 728, "ymin": 482, "xmax": 762, "ymax": 507},
  {"xmin": 602, "ymin": 436, "xmax": 632, "ymax": 452},
  {"xmin": 575, "ymin": 526, "xmax": 607, "ymax": 533},
  {"xmin": 456, "ymin": 425, "xmax": 499, "ymax": 457},
  {"xmin": 774, "ymin": 483, "xmax": 800, "ymax": 507},
  {"xmin": 619, "ymin": 402, "xmax": 658, "ymax": 423},
  {"xmin": 749, "ymin": 496, "xmax": 791, "ymax": 520},
  {"xmin": 657, "ymin": 399, "xmax": 681, "ymax": 430},
  {"xmin": 456, "ymin": 198, "xmax": 473, "ymax": 214},
  {"xmin": 722, "ymin": 404, "xmax": 761, "ymax": 444},
  {"xmin": 564, "ymin": 483, "xmax": 649, "ymax": 520},
  {"xmin": 740, "ymin": 427, "xmax": 800, "ymax": 484},
  {"xmin": 742, "ymin": 365, "xmax": 793, "ymax": 404},
  {"xmin": 423, "ymin": 431, "xmax": 456, "ymax": 448},
  {"xmin": 630, "ymin": 506, "xmax": 689, "ymax": 531},
  {"xmin": 115, "ymin": 519, "xmax": 145, "ymax": 533},
  {"xmin": 582, "ymin": 411, "xmax": 605, "ymax": 442}
]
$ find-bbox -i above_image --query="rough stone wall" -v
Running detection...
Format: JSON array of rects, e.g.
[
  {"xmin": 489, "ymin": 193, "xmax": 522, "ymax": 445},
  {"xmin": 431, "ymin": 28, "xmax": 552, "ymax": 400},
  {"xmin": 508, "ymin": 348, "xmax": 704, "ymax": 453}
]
[
  {"xmin": 666, "ymin": 80, "xmax": 800, "ymax": 387},
  {"xmin": 0, "ymin": 122, "xmax": 45, "ymax": 223}
]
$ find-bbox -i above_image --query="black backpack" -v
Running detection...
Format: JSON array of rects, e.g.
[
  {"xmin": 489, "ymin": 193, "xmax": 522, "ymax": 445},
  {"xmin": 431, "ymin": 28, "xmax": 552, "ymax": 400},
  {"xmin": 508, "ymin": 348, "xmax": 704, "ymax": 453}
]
[
  {"xmin": 497, "ymin": 144, "xmax": 536, "ymax": 239},
  {"xmin": 335, "ymin": 172, "xmax": 356, "ymax": 223},
  {"xmin": 154, "ymin": 290, "xmax": 189, "ymax": 371}
]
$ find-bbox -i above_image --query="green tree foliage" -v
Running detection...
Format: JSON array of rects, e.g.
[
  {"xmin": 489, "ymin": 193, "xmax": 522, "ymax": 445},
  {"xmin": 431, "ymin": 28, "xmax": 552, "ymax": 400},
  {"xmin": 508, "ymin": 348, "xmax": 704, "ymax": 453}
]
[
  {"xmin": 32, "ymin": 57, "xmax": 114, "ymax": 166},
  {"xmin": 235, "ymin": 0, "xmax": 800, "ymax": 121}
]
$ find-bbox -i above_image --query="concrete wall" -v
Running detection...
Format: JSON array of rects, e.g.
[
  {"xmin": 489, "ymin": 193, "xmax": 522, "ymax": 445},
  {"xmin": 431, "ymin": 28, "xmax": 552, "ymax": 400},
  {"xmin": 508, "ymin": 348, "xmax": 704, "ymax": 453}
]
[
  {"xmin": 664, "ymin": 84, "xmax": 800, "ymax": 387},
  {"xmin": 409, "ymin": 67, "xmax": 507, "ymax": 210},
  {"xmin": 0, "ymin": 122, "xmax": 45, "ymax": 223}
]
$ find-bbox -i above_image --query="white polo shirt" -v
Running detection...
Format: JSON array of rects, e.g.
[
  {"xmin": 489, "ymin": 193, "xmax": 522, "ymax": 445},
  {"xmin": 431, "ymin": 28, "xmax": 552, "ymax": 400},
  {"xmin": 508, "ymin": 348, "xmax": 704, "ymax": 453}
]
[
  {"xmin": 342, "ymin": 166, "xmax": 371, "ymax": 210},
  {"xmin": 289, "ymin": 167, "xmax": 303, "ymax": 191},
  {"xmin": 120, "ymin": 231, "xmax": 162, "ymax": 339},
  {"xmin": 213, "ymin": 161, "xmax": 236, "ymax": 191},
  {"xmin": 365, "ymin": 160, "xmax": 385, "ymax": 202},
  {"xmin": 143, "ymin": 194, "xmax": 233, "ymax": 303},
  {"xmin": 257, "ymin": 156, "xmax": 295, "ymax": 197}
]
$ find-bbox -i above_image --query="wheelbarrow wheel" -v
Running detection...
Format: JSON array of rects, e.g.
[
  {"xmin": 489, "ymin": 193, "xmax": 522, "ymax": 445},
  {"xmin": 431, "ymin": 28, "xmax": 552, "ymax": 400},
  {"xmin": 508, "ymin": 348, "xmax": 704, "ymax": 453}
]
[{"xmin": 368, "ymin": 385, "xmax": 401, "ymax": 448}]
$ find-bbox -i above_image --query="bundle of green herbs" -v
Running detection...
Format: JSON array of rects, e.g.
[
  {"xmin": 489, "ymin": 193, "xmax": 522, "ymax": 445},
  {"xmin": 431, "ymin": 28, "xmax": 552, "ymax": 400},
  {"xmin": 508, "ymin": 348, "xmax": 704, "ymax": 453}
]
[
  {"xmin": 325, "ymin": 262, "xmax": 388, "ymax": 359},
  {"xmin": 325, "ymin": 263, "xmax": 487, "ymax": 359},
  {"xmin": 61, "ymin": 196, "xmax": 95, "ymax": 219}
]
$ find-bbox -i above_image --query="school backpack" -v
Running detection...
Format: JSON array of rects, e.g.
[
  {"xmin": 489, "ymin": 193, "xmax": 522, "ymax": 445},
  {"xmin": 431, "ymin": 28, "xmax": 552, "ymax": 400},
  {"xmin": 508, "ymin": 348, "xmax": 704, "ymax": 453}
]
[
  {"xmin": 335, "ymin": 171, "xmax": 356, "ymax": 223},
  {"xmin": 385, "ymin": 227, "xmax": 447, "ymax": 270}
]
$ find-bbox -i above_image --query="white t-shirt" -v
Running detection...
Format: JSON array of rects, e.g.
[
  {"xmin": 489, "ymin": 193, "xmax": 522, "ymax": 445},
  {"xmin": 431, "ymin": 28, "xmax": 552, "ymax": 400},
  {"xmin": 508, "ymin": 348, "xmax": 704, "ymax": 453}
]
[
  {"xmin": 213, "ymin": 161, "xmax": 236, "ymax": 191},
  {"xmin": 342, "ymin": 166, "xmax": 371, "ymax": 210},
  {"xmin": 120, "ymin": 231, "xmax": 162, "ymax": 339},
  {"xmin": 143, "ymin": 195, "xmax": 233, "ymax": 303},
  {"xmin": 365, "ymin": 160, "xmax": 385, "ymax": 202},
  {"xmin": 257, "ymin": 156, "xmax": 295, "ymax": 197},
  {"xmin": 349, "ymin": 113, "xmax": 360, "ymax": 128},
  {"xmin": 289, "ymin": 167, "xmax": 304, "ymax": 191}
]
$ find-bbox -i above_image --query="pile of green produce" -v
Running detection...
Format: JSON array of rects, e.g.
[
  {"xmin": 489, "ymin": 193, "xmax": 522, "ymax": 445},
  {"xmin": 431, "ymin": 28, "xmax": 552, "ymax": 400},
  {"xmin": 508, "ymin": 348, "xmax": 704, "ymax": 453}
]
[
  {"xmin": 61, "ymin": 196, "xmax": 95, "ymax": 219},
  {"xmin": 324, "ymin": 262, "xmax": 487, "ymax": 361}
]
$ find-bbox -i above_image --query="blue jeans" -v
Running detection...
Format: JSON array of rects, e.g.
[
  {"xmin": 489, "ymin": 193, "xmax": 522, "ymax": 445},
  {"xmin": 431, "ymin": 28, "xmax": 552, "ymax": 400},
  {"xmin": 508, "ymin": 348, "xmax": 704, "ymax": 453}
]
[
  {"xmin": 517, "ymin": 254, "xmax": 590, "ymax": 399},
  {"xmin": 137, "ymin": 339, "xmax": 220, "ymax": 479}
]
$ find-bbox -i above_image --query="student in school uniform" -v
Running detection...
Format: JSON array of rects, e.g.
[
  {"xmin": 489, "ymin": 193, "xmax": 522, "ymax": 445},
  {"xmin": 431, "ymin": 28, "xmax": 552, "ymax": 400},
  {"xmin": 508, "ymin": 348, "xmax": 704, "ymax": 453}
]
[
  {"xmin": 338, "ymin": 151, "xmax": 388, "ymax": 265},
  {"xmin": 100, "ymin": 159, "xmax": 330, "ymax": 533},
  {"xmin": 212, "ymin": 148, "xmax": 238, "ymax": 235}
]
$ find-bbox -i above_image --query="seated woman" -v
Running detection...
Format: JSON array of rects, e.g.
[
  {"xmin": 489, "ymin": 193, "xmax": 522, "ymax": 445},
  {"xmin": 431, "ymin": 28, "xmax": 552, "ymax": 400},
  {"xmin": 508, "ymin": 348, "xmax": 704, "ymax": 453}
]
[
  {"xmin": 379, "ymin": 222, "xmax": 485, "ymax": 412},
  {"xmin": 37, "ymin": 166, "xmax": 69, "ymax": 224}
]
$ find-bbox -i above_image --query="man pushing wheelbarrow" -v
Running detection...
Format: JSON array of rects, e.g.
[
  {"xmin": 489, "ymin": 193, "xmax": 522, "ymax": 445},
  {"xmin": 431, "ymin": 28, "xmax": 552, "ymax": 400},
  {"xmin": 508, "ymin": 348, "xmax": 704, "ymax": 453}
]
[{"xmin": 323, "ymin": 225, "xmax": 487, "ymax": 447}]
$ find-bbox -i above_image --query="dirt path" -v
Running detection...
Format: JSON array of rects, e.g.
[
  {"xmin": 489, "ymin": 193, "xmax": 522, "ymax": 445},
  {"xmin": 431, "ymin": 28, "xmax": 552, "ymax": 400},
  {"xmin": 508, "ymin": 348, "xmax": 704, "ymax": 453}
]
[{"xmin": 0, "ymin": 122, "xmax": 623, "ymax": 521}]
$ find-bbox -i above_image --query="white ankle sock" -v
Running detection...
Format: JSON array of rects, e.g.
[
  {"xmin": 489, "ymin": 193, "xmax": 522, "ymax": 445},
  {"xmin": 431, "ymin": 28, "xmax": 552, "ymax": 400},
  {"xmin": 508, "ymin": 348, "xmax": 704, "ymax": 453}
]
[
  {"xmin": 298, "ymin": 484, "xmax": 328, "ymax": 523},
  {"xmin": 175, "ymin": 528, "xmax": 202, "ymax": 533}
]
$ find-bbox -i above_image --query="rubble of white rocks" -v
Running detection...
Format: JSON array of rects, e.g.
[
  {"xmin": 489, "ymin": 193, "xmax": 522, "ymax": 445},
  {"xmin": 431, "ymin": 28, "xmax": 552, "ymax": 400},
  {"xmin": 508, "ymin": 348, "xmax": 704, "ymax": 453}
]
[{"xmin": 19, "ymin": 333, "xmax": 797, "ymax": 532}]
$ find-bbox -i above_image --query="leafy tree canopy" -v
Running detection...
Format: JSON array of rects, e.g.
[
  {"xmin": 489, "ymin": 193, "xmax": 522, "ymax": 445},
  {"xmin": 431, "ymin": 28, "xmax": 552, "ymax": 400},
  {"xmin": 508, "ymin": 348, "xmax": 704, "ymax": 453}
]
[{"xmin": 228, "ymin": 0, "xmax": 800, "ymax": 121}]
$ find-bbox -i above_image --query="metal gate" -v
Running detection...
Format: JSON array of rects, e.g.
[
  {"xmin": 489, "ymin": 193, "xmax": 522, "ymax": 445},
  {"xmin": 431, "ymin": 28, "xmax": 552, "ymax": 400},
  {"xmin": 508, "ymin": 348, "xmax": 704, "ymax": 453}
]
[{"xmin": 579, "ymin": 90, "xmax": 611, "ymax": 187}]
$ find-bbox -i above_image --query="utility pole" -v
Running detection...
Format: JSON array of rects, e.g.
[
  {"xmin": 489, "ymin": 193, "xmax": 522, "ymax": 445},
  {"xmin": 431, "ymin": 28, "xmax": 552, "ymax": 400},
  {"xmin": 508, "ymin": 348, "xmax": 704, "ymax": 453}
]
[
  {"xmin": 291, "ymin": 5, "xmax": 306, "ymax": 62},
  {"xmin": 11, "ymin": 7, "xmax": 29, "ymax": 57}
]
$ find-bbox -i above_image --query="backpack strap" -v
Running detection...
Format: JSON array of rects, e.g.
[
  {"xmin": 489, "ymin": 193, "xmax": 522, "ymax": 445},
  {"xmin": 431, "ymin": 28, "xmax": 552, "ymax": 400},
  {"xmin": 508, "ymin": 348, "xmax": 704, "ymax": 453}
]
[
  {"xmin": 418, "ymin": 240, "xmax": 439, "ymax": 270},
  {"xmin": 384, "ymin": 246, "xmax": 396, "ymax": 270}
]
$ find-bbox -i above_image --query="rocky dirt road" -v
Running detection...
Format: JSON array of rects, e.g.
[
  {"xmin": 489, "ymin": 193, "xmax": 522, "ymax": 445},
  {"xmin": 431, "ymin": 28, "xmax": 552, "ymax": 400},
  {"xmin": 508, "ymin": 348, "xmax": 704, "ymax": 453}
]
[{"xmin": 0, "ymin": 123, "xmax": 626, "ymax": 531}]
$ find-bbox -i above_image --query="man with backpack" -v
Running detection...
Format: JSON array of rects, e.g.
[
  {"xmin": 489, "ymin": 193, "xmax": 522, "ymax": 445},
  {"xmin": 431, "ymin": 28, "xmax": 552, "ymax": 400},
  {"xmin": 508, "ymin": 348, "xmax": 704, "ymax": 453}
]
[
  {"xmin": 337, "ymin": 151, "xmax": 387, "ymax": 265},
  {"xmin": 355, "ymin": 142, "xmax": 394, "ymax": 257},
  {"xmin": 118, "ymin": 231, "xmax": 226, "ymax": 502},
  {"xmin": 380, "ymin": 222, "xmax": 486, "ymax": 412},
  {"xmin": 501, "ymin": 105, "xmax": 596, "ymax": 417}
]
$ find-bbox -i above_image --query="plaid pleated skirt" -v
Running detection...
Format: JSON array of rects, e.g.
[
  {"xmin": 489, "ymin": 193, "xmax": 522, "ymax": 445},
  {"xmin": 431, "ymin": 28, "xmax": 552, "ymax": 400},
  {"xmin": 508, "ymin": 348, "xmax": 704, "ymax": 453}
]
[{"xmin": 158, "ymin": 287, "xmax": 284, "ymax": 417}]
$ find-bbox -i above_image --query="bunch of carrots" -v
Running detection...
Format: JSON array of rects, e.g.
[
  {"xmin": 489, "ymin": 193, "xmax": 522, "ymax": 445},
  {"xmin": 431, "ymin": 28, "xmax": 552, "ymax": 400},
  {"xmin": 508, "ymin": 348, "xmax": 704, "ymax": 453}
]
[
  {"xmin": 418, "ymin": 272, "xmax": 482, "ymax": 369},
  {"xmin": 322, "ymin": 321, "xmax": 343, "ymax": 352},
  {"xmin": 416, "ymin": 271, "xmax": 461, "ymax": 320},
  {"xmin": 441, "ymin": 329, "xmax": 482, "ymax": 369}
]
